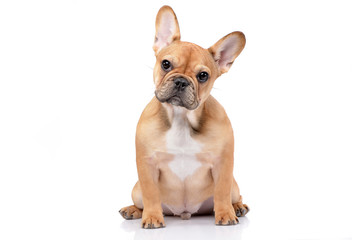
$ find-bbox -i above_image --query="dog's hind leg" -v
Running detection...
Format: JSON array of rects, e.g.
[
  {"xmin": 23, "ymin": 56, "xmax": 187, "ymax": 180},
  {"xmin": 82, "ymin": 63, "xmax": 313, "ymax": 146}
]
[
  {"xmin": 119, "ymin": 181, "xmax": 143, "ymax": 220},
  {"xmin": 231, "ymin": 178, "xmax": 249, "ymax": 217}
]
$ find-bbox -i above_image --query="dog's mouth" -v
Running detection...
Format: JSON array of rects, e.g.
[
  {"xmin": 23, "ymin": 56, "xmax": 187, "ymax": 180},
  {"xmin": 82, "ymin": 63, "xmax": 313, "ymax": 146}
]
[
  {"xmin": 156, "ymin": 92, "xmax": 193, "ymax": 108},
  {"xmin": 166, "ymin": 95, "xmax": 183, "ymax": 106}
]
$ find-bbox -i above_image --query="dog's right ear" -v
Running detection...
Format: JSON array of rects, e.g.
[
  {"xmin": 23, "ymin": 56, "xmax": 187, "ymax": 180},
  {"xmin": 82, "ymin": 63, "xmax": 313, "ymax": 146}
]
[{"xmin": 153, "ymin": 6, "xmax": 181, "ymax": 54}]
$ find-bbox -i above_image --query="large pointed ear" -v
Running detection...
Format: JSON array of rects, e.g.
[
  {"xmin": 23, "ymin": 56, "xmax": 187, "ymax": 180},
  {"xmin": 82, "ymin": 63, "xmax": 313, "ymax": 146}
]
[
  {"xmin": 208, "ymin": 31, "xmax": 246, "ymax": 74},
  {"xmin": 153, "ymin": 6, "xmax": 181, "ymax": 54}
]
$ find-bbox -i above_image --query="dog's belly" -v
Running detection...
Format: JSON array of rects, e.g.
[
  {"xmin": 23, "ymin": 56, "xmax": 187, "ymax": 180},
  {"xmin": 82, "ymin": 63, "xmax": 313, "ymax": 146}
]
[
  {"xmin": 157, "ymin": 152, "xmax": 214, "ymax": 216},
  {"xmin": 162, "ymin": 196, "xmax": 214, "ymax": 216}
]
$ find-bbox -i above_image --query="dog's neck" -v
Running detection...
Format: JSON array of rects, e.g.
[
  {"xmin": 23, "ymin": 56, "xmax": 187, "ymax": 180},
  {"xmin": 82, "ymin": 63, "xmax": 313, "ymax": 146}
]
[{"xmin": 161, "ymin": 102, "xmax": 205, "ymax": 132}]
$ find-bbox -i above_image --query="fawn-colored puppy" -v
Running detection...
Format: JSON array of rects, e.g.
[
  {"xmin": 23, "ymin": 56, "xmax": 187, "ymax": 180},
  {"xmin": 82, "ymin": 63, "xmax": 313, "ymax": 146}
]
[{"xmin": 120, "ymin": 5, "xmax": 249, "ymax": 228}]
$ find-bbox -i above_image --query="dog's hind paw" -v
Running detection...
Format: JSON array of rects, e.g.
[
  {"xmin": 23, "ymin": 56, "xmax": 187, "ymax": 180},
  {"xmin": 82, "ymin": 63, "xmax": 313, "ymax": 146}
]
[
  {"xmin": 119, "ymin": 205, "xmax": 143, "ymax": 220},
  {"xmin": 233, "ymin": 202, "xmax": 249, "ymax": 217}
]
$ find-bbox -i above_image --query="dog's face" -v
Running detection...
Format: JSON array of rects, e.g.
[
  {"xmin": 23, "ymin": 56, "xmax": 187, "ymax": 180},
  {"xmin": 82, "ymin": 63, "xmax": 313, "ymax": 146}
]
[
  {"xmin": 153, "ymin": 6, "xmax": 246, "ymax": 110},
  {"xmin": 154, "ymin": 41, "xmax": 219, "ymax": 110}
]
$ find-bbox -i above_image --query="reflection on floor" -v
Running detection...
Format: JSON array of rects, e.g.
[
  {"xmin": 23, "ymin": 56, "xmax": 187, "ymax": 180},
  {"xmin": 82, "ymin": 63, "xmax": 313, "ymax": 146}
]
[{"xmin": 120, "ymin": 215, "xmax": 250, "ymax": 240}]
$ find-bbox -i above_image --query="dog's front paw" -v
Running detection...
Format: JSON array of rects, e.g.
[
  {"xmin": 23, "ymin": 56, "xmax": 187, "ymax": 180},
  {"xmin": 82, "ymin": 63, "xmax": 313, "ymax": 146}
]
[
  {"xmin": 141, "ymin": 211, "xmax": 165, "ymax": 229},
  {"xmin": 215, "ymin": 207, "xmax": 239, "ymax": 226},
  {"xmin": 233, "ymin": 202, "xmax": 249, "ymax": 217}
]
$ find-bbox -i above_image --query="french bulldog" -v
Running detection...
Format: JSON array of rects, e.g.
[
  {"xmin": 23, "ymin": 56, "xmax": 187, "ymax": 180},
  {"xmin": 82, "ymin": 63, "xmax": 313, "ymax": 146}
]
[{"xmin": 119, "ymin": 5, "xmax": 249, "ymax": 228}]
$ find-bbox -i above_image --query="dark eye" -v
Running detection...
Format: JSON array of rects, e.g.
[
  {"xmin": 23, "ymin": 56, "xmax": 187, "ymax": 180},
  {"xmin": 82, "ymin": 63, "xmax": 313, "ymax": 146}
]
[
  {"xmin": 197, "ymin": 71, "xmax": 209, "ymax": 83},
  {"xmin": 161, "ymin": 60, "xmax": 172, "ymax": 71}
]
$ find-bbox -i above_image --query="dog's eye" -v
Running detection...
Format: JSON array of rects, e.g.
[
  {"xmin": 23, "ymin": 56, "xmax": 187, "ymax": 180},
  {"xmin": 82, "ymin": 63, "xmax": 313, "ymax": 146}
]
[
  {"xmin": 197, "ymin": 72, "xmax": 209, "ymax": 83},
  {"xmin": 161, "ymin": 60, "xmax": 172, "ymax": 71}
]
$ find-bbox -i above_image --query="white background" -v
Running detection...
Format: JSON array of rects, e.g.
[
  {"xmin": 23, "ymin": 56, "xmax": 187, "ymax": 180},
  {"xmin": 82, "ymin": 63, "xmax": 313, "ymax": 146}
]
[{"xmin": 0, "ymin": 0, "xmax": 359, "ymax": 239}]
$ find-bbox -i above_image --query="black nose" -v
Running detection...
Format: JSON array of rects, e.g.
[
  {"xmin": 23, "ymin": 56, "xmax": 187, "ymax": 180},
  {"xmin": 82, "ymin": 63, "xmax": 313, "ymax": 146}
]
[{"xmin": 174, "ymin": 78, "xmax": 189, "ymax": 91}]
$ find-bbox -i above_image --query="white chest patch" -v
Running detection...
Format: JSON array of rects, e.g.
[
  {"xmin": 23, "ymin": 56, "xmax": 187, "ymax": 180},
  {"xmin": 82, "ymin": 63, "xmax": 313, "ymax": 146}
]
[{"xmin": 166, "ymin": 108, "xmax": 202, "ymax": 181}]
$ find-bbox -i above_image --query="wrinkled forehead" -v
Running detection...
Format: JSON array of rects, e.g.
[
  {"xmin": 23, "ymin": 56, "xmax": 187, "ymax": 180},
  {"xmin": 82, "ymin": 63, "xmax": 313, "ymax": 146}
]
[{"xmin": 157, "ymin": 41, "xmax": 218, "ymax": 76}]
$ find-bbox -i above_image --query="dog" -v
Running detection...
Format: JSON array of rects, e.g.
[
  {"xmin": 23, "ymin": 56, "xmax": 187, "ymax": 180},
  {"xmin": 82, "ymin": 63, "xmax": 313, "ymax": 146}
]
[{"xmin": 119, "ymin": 5, "xmax": 249, "ymax": 228}]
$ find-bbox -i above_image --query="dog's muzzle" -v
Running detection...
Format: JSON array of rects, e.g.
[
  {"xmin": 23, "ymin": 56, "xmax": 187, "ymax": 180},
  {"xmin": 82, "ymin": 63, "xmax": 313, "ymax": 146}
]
[{"xmin": 155, "ymin": 77, "xmax": 198, "ymax": 110}]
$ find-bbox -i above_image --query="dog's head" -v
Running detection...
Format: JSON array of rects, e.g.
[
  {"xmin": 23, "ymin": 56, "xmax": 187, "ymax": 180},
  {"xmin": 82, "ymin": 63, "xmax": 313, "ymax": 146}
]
[{"xmin": 153, "ymin": 6, "xmax": 245, "ymax": 110}]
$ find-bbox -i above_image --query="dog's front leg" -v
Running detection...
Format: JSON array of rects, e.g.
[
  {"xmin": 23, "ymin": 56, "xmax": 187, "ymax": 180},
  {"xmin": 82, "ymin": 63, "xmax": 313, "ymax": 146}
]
[
  {"xmin": 136, "ymin": 150, "xmax": 165, "ymax": 229},
  {"xmin": 212, "ymin": 152, "xmax": 239, "ymax": 225}
]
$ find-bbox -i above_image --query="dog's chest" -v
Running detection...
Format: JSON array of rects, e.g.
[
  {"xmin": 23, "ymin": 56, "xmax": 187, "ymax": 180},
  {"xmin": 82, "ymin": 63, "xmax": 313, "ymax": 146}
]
[{"xmin": 165, "ymin": 114, "xmax": 202, "ymax": 181}]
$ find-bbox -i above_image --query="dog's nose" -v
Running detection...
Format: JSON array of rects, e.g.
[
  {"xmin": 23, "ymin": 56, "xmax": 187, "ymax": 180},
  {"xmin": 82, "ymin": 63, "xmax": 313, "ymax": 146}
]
[{"xmin": 174, "ymin": 78, "xmax": 190, "ymax": 91}]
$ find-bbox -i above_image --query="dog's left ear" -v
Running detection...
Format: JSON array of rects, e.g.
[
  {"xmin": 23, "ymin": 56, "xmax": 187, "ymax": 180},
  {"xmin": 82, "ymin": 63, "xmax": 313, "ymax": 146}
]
[
  {"xmin": 153, "ymin": 6, "xmax": 181, "ymax": 54},
  {"xmin": 208, "ymin": 31, "xmax": 246, "ymax": 74}
]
